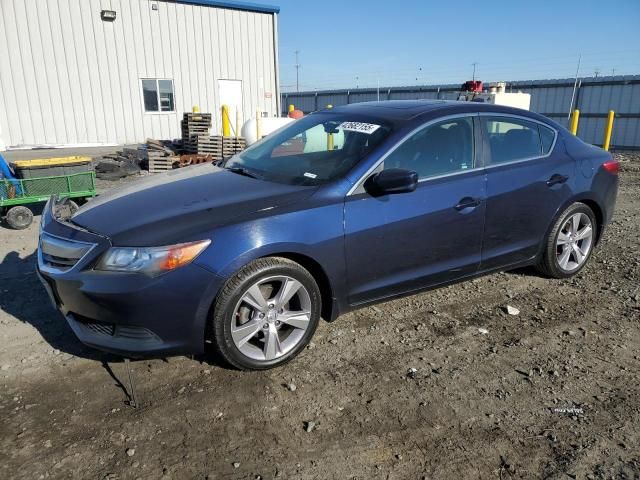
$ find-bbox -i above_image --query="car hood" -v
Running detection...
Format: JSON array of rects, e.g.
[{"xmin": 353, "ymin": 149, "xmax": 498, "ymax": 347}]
[{"xmin": 72, "ymin": 164, "xmax": 315, "ymax": 246}]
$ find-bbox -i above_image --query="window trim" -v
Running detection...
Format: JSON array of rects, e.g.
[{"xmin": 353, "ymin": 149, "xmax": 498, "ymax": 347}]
[
  {"xmin": 347, "ymin": 113, "xmax": 481, "ymax": 196},
  {"xmin": 478, "ymin": 112, "xmax": 558, "ymax": 169},
  {"xmin": 140, "ymin": 78, "xmax": 176, "ymax": 115}
]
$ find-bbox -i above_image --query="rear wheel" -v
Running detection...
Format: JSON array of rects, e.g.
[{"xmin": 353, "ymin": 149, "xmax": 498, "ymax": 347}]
[
  {"xmin": 5, "ymin": 206, "xmax": 33, "ymax": 229},
  {"xmin": 210, "ymin": 257, "xmax": 321, "ymax": 370},
  {"xmin": 536, "ymin": 202, "xmax": 596, "ymax": 278}
]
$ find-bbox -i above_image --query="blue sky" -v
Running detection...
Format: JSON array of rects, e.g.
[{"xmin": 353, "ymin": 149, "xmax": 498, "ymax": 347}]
[{"xmin": 256, "ymin": 0, "xmax": 640, "ymax": 91}]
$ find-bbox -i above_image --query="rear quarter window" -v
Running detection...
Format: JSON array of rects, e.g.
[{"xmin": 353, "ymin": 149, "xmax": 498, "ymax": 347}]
[{"xmin": 539, "ymin": 124, "xmax": 556, "ymax": 154}]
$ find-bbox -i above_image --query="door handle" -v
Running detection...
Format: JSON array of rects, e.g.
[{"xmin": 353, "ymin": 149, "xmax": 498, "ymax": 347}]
[
  {"xmin": 454, "ymin": 197, "xmax": 481, "ymax": 211},
  {"xmin": 546, "ymin": 174, "xmax": 569, "ymax": 186}
]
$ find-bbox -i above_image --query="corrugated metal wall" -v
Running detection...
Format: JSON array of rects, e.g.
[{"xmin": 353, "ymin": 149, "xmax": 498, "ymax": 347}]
[
  {"xmin": 282, "ymin": 76, "xmax": 640, "ymax": 149},
  {"xmin": 0, "ymin": 0, "xmax": 278, "ymax": 147}
]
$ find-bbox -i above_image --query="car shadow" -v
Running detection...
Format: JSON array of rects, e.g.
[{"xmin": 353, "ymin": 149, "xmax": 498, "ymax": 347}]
[
  {"xmin": 0, "ymin": 249, "xmax": 230, "ymax": 370},
  {"xmin": 0, "ymin": 249, "xmax": 114, "ymax": 361}
]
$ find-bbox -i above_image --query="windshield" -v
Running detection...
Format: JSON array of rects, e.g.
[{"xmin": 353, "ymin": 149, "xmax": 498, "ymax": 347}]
[{"xmin": 224, "ymin": 113, "xmax": 391, "ymax": 186}]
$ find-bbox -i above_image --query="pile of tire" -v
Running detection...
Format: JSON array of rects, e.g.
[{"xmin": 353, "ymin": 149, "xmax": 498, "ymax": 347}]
[{"xmin": 93, "ymin": 156, "xmax": 141, "ymax": 181}]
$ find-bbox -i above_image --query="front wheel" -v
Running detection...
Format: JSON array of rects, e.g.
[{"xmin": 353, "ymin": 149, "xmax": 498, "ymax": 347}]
[
  {"xmin": 536, "ymin": 202, "xmax": 597, "ymax": 278},
  {"xmin": 210, "ymin": 257, "xmax": 321, "ymax": 370}
]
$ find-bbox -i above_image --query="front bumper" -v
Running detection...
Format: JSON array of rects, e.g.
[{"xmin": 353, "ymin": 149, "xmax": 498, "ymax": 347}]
[{"xmin": 37, "ymin": 199, "xmax": 224, "ymax": 357}]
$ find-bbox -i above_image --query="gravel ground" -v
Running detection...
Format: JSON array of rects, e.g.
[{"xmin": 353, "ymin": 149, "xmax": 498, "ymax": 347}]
[{"xmin": 1, "ymin": 153, "xmax": 639, "ymax": 479}]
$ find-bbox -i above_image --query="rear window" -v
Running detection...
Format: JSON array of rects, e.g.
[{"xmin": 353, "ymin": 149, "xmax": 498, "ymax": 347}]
[{"xmin": 483, "ymin": 117, "xmax": 544, "ymax": 165}]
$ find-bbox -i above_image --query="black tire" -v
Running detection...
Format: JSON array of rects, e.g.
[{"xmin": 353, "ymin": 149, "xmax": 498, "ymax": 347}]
[
  {"xmin": 210, "ymin": 257, "xmax": 321, "ymax": 370},
  {"xmin": 536, "ymin": 202, "xmax": 597, "ymax": 278},
  {"xmin": 5, "ymin": 206, "xmax": 33, "ymax": 230}
]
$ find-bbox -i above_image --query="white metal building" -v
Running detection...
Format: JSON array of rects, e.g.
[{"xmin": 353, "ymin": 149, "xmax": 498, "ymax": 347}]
[{"xmin": 0, "ymin": 0, "xmax": 280, "ymax": 149}]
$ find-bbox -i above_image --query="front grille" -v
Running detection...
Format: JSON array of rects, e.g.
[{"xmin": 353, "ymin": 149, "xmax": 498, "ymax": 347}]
[
  {"xmin": 84, "ymin": 322, "xmax": 116, "ymax": 336},
  {"xmin": 39, "ymin": 233, "xmax": 95, "ymax": 271},
  {"xmin": 117, "ymin": 326, "xmax": 161, "ymax": 343},
  {"xmin": 72, "ymin": 314, "xmax": 161, "ymax": 344},
  {"xmin": 73, "ymin": 314, "xmax": 115, "ymax": 336}
]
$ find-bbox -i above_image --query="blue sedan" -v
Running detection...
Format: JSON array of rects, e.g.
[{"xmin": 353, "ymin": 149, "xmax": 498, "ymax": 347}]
[{"xmin": 37, "ymin": 101, "xmax": 619, "ymax": 370}]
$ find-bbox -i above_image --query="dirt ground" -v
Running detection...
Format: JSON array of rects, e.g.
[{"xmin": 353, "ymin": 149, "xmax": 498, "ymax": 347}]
[{"xmin": 1, "ymin": 153, "xmax": 639, "ymax": 480}]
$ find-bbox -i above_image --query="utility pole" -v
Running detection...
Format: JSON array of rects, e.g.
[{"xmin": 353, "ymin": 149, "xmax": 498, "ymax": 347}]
[
  {"xmin": 594, "ymin": 67, "xmax": 600, "ymax": 78},
  {"xmin": 611, "ymin": 68, "xmax": 616, "ymax": 76},
  {"xmin": 295, "ymin": 50, "xmax": 300, "ymax": 92},
  {"xmin": 471, "ymin": 62, "xmax": 478, "ymax": 81}
]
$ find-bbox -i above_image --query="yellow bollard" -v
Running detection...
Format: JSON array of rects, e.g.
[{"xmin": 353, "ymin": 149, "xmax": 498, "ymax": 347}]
[
  {"xmin": 221, "ymin": 105, "xmax": 231, "ymax": 137},
  {"xmin": 569, "ymin": 109, "xmax": 580, "ymax": 135},
  {"xmin": 327, "ymin": 132, "xmax": 334, "ymax": 151},
  {"xmin": 256, "ymin": 109, "xmax": 261, "ymax": 140},
  {"xmin": 192, "ymin": 105, "xmax": 199, "ymax": 113},
  {"xmin": 326, "ymin": 104, "xmax": 334, "ymax": 149},
  {"xmin": 288, "ymin": 104, "xmax": 295, "ymax": 113},
  {"xmin": 603, "ymin": 110, "xmax": 615, "ymax": 151}
]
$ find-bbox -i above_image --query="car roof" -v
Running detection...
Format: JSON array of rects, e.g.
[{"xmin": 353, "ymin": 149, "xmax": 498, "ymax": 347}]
[
  {"xmin": 323, "ymin": 100, "xmax": 555, "ymax": 128},
  {"xmin": 327, "ymin": 100, "xmax": 450, "ymax": 119}
]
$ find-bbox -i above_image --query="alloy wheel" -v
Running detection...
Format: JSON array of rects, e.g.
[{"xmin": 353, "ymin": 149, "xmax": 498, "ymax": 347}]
[
  {"xmin": 556, "ymin": 212, "xmax": 594, "ymax": 272},
  {"xmin": 231, "ymin": 275, "xmax": 312, "ymax": 361}
]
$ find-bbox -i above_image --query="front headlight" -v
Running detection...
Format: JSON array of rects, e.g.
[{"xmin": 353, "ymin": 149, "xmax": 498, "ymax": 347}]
[{"xmin": 96, "ymin": 240, "xmax": 211, "ymax": 276}]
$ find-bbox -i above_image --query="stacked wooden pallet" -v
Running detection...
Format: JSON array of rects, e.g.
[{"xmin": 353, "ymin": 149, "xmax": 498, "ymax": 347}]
[
  {"xmin": 222, "ymin": 137, "xmax": 247, "ymax": 158},
  {"xmin": 183, "ymin": 135, "xmax": 223, "ymax": 155},
  {"xmin": 173, "ymin": 112, "xmax": 248, "ymax": 163},
  {"xmin": 143, "ymin": 139, "xmax": 180, "ymax": 173},
  {"xmin": 181, "ymin": 113, "xmax": 211, "ymax": 140}
]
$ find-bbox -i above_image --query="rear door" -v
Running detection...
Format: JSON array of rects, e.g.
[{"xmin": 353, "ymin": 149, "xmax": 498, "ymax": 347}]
[
  {"xmin": 344, "ymin": 115, "xmax": 486, "ymax": 305},
  {"xmin": 480, "ymin": 114, "xmax": 576, "ymax": 270}
]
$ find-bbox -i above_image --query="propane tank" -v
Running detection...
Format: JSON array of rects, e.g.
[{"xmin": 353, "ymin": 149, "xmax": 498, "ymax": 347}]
[{"xmin": 241, "ymin": 116, "xmax": 295, "ymax": 145}]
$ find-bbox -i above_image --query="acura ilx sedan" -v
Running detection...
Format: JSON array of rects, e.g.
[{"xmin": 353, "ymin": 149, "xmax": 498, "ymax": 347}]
[{"xmin": 37, "ymin": 101, "xmax": 619, "ymax": 370}]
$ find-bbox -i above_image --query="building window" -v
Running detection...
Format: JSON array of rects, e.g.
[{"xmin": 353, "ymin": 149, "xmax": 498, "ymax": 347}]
[{"xmin": 141, "ymin": 79, "xmax": 175, "ymax": 113}]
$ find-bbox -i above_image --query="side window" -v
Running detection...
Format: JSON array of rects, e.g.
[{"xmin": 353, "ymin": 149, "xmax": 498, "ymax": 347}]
[
  {"xmin": 384, "ymin": 117, "xmax": 474, "ymax": 179},
  {"xmin": 483, "ymin": 117, "xmax": 543, "ymax": 164},
  {"xmin": 539, "ymin": 124, "xmax": 556, "ymax": 154}
]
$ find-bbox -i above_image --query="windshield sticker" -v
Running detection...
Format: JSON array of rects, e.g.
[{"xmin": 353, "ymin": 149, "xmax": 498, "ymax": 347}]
[
  {"xmin": 303, "ymin": 172, "xmax": 317, "ymax": 179},
  {"xmin": 339, "ymin": 122, "xmax": 381, "ymax": 134}
]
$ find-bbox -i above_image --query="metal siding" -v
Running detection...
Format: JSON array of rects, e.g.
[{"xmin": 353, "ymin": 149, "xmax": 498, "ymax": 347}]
[
  {"xmin": 283, "ymin": 76, "xmax": 640, "ymax": 147},
  {"xmin": 0, "ymin": 0, "xmax": 278, "ymax": 147},
  {"xmin": 323, "ymin": 93, "xmax": 348, "ymax": 107},
  {"xmin": 350, "ymin": 92, "xmax": 379, "ymax": 103},
  {"xmin": 284, "ymin": 95, "xmax": 316, "ymax": 113}
]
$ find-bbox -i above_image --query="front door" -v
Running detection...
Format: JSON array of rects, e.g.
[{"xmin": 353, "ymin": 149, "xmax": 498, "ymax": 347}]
[{"xmin": 344, "ymin": 115, "xmax": 486, "ymax": 306}]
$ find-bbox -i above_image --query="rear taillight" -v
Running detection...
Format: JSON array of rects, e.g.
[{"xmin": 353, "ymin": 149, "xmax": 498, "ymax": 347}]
[{"xmin": 602, "ymin": 159, "xmax": 619, "ymax": 175}]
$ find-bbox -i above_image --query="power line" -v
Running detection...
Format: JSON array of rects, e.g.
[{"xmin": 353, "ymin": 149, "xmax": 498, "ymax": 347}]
[{"xmin": 280, "ymin": 49, "xmax": 640, "ymax": 85}]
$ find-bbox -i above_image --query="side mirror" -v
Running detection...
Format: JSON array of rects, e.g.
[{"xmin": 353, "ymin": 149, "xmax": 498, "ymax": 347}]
[{"xmin": 365, "ymin": 168, "xmax": 418, "ymax": 195}]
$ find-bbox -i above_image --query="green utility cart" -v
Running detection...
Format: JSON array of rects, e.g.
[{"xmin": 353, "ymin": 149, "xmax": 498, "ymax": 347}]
[{"xmin": 1, "ymin": 156, "xmax": 96, "ymax": 230}]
